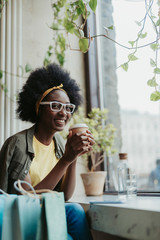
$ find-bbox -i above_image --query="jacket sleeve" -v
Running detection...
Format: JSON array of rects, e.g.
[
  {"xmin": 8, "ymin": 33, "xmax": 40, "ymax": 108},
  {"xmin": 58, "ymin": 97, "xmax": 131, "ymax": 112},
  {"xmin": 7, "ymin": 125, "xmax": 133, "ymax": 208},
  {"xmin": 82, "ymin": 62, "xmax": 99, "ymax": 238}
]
[
  {"xmin": 0, "ymin": 136, "xmax": 18, "ymax": 192},
  {"xmin": 54, "ymin": 133, "xmax": 66, "ymax": 159}
]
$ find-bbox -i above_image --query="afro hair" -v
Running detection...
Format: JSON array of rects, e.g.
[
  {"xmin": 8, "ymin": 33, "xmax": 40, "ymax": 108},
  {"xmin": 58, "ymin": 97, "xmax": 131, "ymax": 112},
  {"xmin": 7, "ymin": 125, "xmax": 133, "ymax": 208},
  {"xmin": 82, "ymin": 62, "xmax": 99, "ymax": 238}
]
[{"xmin": 17, "ymin": 63, "xmax": 83, "ymax": 123}]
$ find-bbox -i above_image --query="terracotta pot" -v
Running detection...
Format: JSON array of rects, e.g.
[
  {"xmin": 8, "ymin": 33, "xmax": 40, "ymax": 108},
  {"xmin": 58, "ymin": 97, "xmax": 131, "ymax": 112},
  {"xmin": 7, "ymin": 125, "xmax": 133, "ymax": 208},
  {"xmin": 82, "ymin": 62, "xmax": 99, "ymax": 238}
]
[{"xmin": 80, "ymin": 171, "xmax": 107, "ymax": 196}]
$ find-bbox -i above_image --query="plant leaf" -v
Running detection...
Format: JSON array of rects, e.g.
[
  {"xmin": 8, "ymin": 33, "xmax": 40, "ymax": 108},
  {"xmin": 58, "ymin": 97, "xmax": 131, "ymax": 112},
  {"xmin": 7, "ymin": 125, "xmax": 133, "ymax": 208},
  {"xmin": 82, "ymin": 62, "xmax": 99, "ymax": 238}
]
[
  {"xmin": 156, "ymin": 18, "xmax": 160, "ymax": 26},
  {"xmin": 63, "ymin": 19, "xmax": 75, "ymax": 33},
  {"xmin": 25, "ymin": 64, "xmax": 32, "ymax": 73},
  {"xmin": 0, "ymin": 83, "xmax": 8, "ymax": 93},
  {"xmin": 76, "ymin": 7, "xmax": 82, "ymax": 15},
  {"xmin": 79, "ymin": 38, "xmax": 89, "ymax": 53},
  {"xmin": 154, "ymin": 68, "xmax": 160, "ymax": 74},
  {"xmin": 147, "ymin": 77, "xmax": 158, "ymax": 87},
  {"xmin": 77, "ymin": 0, "xmax": 85, "ymax": 16},
  {"xmin": 139, "ymin": 32, "xmax": 147, "ymax": 39},
  {"xmin": 0, "ymin": 70, "xmax": 3, "ymax": 79},
  {"xmin": 73, "ymin": 14, "xmax": 79, "ymax": 21},
  {"xmin": 150, "ymin": 43, "xmax": 159, "ymax": 51},
  {"xmin": 128, "ymin": 53, "xmax": 138, "ymax": 61},
  {"xmin": 150, "ymin": 58, "xmax": 156, "ymax": 67},
  {"xmin": 57, "ymin": 53, "xmax": 65, "ymax": 66},
  {"xmin": 89, "ymin": 0, "xmax": 97, "ymax": 13},
  {"xmin": 50, "ymin": 23, "xmax": 59, "ymax": 30},
  {"xmin": 108, "ymin": 25, "xmax": 114, "ymax": 30},
  {"xmin": 73, "ymin": 28, "xmax": 81, "ymax": 38},
  {"xmin": 135, "ymin": 21, "xmax": 141, "ymax": 26},
  {"xmin": 150, "ymin": 91, "xmax": 160, "ymax": 101},
  {"xmin": 128, "ymin": 41, "xmax": 135, "ymax": 47},
  {"xmin": 121, "ymin": 63, "xmax": 128, "ymax": 71}
]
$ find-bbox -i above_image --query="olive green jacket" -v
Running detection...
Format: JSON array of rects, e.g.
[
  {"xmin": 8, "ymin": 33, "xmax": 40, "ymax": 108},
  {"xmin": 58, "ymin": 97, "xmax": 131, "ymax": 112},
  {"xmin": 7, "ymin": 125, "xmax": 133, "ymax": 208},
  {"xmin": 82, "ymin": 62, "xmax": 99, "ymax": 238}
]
[{"xmin": 0, "ymin": 125, "xmax": 65, "ymax": 193}]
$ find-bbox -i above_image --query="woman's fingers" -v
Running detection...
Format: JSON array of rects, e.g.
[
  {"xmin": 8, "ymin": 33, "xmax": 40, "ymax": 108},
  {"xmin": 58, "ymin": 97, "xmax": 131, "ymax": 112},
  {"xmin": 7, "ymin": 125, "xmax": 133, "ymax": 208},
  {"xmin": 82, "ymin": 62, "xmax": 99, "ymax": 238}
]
[
  {"xmin": 64, "ymin": 130, "xmax": 95, "ymax": 161},
  {"xmin": 70, "ymin": 134, "xmax": 94, "ymax": 153},
  {"xmin": 70, "ymin": 133, "xmax": 94, "ymax": 148}
]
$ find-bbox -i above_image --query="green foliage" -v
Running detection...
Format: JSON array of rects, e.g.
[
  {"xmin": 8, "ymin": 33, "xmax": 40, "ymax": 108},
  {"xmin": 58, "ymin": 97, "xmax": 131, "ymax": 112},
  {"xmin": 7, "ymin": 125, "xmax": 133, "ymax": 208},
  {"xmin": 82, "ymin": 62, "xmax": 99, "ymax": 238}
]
[
  {"xmin": 43, "ymin": 45, "xmax": 54, "ymax": 68},
  {"xmin": 56, "ymin": 34, "xmax": 66, "ymax": 66},
  {"xmin": 150, "ymin": 43, "xmax": 159, "ymax": 51},
  {"xmin": 128, "ymin": 53, "xmax": 138, "ymax": 61},
  {"xmin": 0, "ymin": 70, "xmax": 3, "ymax": 79},
  {"xmin": 0, "ymin": 69, "xmax": 8, "ymax": 93},
  {"xmin": 150, "ymin": 91, "xmax": 160, "ymax": 101},
  {"xmin": 150, "ymin": 58, "xmax": 156, "ymax": 67},
  {"xmin": 154, "ymin": 68, "xmax": 160, "ymax": 74},
  {"xmin": 50, "ymin": 0, "xmax": 97, "ymax": 66},
  {"xmin": 147, "ymin": 77, "xmax": 158, "ymax": 87},
  {"xmin": 0, "ymin": 0, "xmax": 7, "ymax": 19},
  {"xmin": 128, "ymin": 41, "xmax": 135, "ymax": 47},
  {"xmin": 0, "ymin": 63, "xmax": 32, "ymax": 98},
  {"xmin": 108, "ymin": 25, "xmax": 114, "ymax": 30},
  {"xmin": 0, "ymin": 83, "xmax": 8, "ymax": 93},
  {"xmin": 79, "ymin": 38, "xmax": 89, "ymax": 53},
  {"xmin": 118, "ymin": 1, "xmax": 160, "ymax": 101},
  {"xmin": 139, "ymin": 32, "xmax": 147, "ymax": 39},
  {"xmin": 68, "ymin": 107, "xmax": 117, "ymax": 171},
  {"xmin": 89, "ymin": 0, "xmax": 97, "ymax": 13},
  {"xmin": 135, "ymin": 20, "xmax": 141, "ymax": 26},
  {"xmin": 25, "ymin": 63, "xmax": 32, "ymax": 73},
  {"xmin": 121, "ymin": 62, "xmax": 128, "ymax": 72},
  {"xmin": 1, "ymin": 0, "xmax": 160, "ymax": 103}
]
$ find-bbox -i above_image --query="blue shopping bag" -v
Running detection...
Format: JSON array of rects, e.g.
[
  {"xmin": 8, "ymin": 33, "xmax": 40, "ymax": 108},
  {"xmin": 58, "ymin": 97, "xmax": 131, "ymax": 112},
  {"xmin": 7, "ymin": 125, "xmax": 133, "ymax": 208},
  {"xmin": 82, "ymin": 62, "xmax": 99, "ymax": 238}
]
[
  {"xmin": 15, "ymin": 195, "xmax": 41, "ymax": 240},
  {"xmin": 1, "ymin": 194, "xmax": 17, "ymax": 240},
  {"xmin": 1, "ymin": 193, "xmax": 41, "ymax": 240},
  {"xmin": 36, "ymin": 192, "xmax": 68, "ymax": 240},
  {"xmin": 1, "ymin": 181, "xmax": 68, "ymax": 240},
  {"xmin": 0, "ymin": 195, "xmax": 5, "ymax": 240}
]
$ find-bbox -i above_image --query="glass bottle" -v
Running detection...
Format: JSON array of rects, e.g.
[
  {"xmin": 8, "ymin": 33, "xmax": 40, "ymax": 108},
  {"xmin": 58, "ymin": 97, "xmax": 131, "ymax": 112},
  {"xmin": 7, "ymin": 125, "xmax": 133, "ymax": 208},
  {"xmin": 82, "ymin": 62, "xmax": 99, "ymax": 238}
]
[
  {"xmin": 126, "ymin": 167, "xmax": 137, "ymax": 198},
  {"xmin": 117, "ymin": 153, "xmax": 128, "ymax": 200},
  {"xmin": 105, "ymin": 153, "xmax": 118, "ymax": 192}
]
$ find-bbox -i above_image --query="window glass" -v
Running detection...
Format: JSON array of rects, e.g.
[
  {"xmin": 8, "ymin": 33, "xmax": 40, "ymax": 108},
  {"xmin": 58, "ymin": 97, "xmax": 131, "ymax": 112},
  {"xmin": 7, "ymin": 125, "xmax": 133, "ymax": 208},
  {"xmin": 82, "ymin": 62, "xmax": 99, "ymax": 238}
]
[{"xmin": 112, "ymin": 0, "xmax": 160, "ymax": 192}]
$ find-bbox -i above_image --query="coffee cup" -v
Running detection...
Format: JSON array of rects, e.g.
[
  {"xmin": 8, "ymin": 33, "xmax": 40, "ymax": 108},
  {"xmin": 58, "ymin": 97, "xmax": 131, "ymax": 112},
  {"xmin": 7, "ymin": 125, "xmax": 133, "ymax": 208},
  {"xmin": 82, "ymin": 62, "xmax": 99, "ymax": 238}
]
[{"xmin": 69, "ymin": 123, "xmax": 88, "ymax": 135}]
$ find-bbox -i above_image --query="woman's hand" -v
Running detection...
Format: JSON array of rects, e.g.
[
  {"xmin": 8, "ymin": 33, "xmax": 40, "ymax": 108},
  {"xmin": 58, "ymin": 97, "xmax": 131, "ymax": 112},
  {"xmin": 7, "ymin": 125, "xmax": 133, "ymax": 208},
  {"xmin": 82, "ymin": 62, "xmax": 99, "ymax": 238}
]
[{"xmin": 63, "ymin": 129, "xmax": 95, "ymax": 163}]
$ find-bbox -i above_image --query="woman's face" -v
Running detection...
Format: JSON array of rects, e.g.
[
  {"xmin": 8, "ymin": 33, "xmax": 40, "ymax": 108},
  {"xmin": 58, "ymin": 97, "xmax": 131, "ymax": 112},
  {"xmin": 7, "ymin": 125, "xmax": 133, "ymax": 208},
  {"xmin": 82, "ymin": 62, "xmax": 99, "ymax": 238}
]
[{"xmin": 38, "ymin": 90, "xmax": 72, "ymax": 133}]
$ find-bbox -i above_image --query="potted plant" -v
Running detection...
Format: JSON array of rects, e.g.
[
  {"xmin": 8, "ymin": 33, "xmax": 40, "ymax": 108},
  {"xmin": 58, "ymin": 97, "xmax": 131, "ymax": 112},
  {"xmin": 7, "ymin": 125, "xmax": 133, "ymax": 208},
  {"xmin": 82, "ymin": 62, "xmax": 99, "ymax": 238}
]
[{"xmin": 69, "ymin": 107, "xmax": 117, "ymax": 196}]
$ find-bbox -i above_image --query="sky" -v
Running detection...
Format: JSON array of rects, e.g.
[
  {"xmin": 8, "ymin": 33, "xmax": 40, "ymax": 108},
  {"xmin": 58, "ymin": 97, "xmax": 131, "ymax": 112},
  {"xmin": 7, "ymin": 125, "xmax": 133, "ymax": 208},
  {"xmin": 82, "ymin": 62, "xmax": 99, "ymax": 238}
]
[{"xmin": 112, "ymin": 0, "xmax": 160, "ymax": 115}]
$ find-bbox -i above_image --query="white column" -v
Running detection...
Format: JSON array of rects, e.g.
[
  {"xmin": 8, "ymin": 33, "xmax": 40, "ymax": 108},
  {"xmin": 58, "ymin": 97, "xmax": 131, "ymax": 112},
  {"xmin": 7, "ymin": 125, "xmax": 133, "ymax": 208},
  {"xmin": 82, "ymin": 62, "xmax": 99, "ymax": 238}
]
[
  {"xmin": 0, "ymin": 2, "xmax": 6, "ymax": 146},
  {"xmin": 5, "ymin": 0, "xmax": 12, "ymax": 140},
  {"xmin": 0, "ymin": 0, "xmax": 23, "ymax": 147},
  {"xmin": 10, "ymin": 0, "xmax": 17, "ymax": 135}
]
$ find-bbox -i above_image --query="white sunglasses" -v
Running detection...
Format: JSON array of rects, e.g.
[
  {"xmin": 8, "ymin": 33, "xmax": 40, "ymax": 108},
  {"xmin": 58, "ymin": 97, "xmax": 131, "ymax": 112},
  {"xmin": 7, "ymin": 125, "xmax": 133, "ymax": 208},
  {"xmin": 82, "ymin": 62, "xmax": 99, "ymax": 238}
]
[{"xmin": 40, "ymin": 101, "xmax": 75, "ymax": 114}]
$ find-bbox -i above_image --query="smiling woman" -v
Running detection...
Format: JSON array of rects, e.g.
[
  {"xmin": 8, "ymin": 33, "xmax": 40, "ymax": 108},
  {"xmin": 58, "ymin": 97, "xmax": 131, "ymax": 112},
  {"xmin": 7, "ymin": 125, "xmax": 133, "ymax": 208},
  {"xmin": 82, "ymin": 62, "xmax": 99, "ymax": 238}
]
[{"xmin": 0, "ymin": 63, "xmax": 95, "ymax": 240}]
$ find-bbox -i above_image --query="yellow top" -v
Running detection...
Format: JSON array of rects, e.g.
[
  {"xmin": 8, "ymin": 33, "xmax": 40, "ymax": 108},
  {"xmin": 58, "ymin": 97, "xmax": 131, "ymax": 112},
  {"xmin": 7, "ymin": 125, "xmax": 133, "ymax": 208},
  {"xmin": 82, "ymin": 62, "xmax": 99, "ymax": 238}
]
[{"xmin": 29, "ymin": 136, "xmax": 59, "ymax": 187}]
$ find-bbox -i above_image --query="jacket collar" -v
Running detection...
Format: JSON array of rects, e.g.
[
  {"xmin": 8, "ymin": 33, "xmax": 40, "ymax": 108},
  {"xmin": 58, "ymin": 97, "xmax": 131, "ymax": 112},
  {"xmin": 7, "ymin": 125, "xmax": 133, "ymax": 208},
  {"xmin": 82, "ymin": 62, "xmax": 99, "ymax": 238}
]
[
  {"xmin": 26, "ymin": 124, "xmax": 64, "ymax": 159},
  {"xmin": 26, "ymin": 125, "xmax": 36, "ymax": 156}
]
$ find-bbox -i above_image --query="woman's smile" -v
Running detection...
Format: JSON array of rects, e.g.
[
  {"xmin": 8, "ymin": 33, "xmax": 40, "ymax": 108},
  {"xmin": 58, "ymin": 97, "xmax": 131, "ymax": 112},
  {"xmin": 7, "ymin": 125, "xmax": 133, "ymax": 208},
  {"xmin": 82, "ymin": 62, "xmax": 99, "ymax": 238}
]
[{"xmin": 54, "ymin": 118, "xmax": 66, "ymax": 126}]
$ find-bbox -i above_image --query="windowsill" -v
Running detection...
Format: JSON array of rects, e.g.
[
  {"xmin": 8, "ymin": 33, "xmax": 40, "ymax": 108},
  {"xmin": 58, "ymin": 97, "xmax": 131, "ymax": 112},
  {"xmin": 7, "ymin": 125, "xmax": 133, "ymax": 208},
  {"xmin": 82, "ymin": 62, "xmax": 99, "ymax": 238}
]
[{"xmin": 70, "ymin": 194, "xmax": 160, "ymax": 240}]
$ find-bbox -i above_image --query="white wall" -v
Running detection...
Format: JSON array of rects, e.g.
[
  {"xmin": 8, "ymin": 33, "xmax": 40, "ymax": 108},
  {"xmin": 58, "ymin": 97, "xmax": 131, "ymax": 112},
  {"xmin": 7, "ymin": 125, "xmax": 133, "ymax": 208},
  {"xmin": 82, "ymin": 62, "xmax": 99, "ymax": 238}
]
[{"xmin": 22, "ymin": 0, "xmax": 85, "ymax": 88}]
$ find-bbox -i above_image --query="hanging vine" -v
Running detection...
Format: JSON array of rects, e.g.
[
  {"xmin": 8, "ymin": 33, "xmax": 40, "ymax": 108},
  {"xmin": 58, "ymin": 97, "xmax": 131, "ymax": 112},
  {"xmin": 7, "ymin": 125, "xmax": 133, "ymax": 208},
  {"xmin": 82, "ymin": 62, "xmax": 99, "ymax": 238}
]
[
  {"xmin": 1, "ymin": 0, "xmax": 160, "ymax": 101},
  {"xmin": 49, "ymin": 0, "xmax": 160, "ymax": 101}
]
